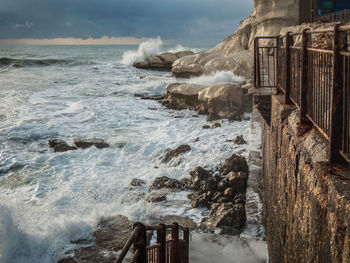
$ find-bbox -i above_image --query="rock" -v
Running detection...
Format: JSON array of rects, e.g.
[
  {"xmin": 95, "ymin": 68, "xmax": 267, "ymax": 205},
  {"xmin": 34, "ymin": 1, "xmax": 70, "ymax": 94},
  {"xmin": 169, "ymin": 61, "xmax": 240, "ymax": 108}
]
[
  {"xmin": 224, "ymin": 187, "xmax": 234, "ymax": 196},
  {"xmin": 233, "ymin": 135, "xmax": 247, "ymax": 145},
  {"xmin": 172, "ymin": 61, "xmax": 203, "ymax": 78},
  {"xmin": 157, "ymin": 52, "xmax": 178, "ymax": 67},
  {"xmin": 219, "ymin": 154, "xmax": 249, "ymax": 176},
  {"xmin": 130, "ymin": 178, "xmax": 146, "ymax": 187},
  {"xmin": 153, "ymin": 215, "xmax": 197, "ymax": 230},
  {"xmin": 202, "ymin": 125, "xmax": 210, "ymax": 129},
  {"xmin": 146, "ymin": 192, "xmax": 167, "ymax": 203},
  {"xmin": 201, "ymin": 202, "xmax": 246, "ymax": 230},
  {"xmin": 149, "ymin": 176, "xmax": 184, "ymax": 191},
  {"xmin": 161, "ymin": 144, "xmax": 191, "ymax": 163},
  {"xmin": 207, "ymin": 113, "xmax": 220, "ymax": 122},
  {"xmin": 211, "ymin": 122, "xmax": 221, "ymax": 129},
  {"xmin": 228, "ymin": 112, "xmax": 242, "ymax": 122},
  {"xmin": 194, "ymin": 137, "xmax": 200, "ymax": 142},
  {"xmin": 133, "ymin": 61, "xmax": 149, "ymax": 69},
  {"xmin": 175, "ymin": 51, "xmax": 195, "ymax": 58},
  {"xmin": 192, "ymin": 114, "xmax": 199, "ymax": 118},
  {"xmin": 146, "ymin": 56, "xmax": 165, "ymax": 69},
  {"xmin": 186, "ymin": 166, "xmax": 211, "ymax": 190},
  {"xmin": 188, "ymin": 192, "xmax": 210, "ymax": 209},
  {"xmin": 49, "ymin": 139, "xmax": 77, "ymax": 152},
  {"xmin": 227, "ymin": 171, "xmax": 248, "ymax": 193},
  {"xmin": 74, "ymin": 139, "xmax": 109, "ymax": 149},
  {"xmin": 58, "ymin": 215, "xmax": 133, "ymax": 263},
  {"xmin": 233, "ymin": 193, "xmax": 246, "ymax": 204}
]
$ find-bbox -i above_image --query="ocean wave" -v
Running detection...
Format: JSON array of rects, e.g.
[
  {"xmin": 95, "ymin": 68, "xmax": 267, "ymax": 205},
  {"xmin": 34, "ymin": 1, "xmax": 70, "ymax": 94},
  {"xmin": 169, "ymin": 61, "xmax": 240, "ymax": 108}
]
[
  {"xmin": 187, "ymin": 71, "xmax": 244, "ymax": 85},
  {"xmin": 121, "ymin": 37, "xmax": 203, "ymax": 66},
  {"xmin": 0, "ymin": 57, "xmax": 91, "ymax": 68}
]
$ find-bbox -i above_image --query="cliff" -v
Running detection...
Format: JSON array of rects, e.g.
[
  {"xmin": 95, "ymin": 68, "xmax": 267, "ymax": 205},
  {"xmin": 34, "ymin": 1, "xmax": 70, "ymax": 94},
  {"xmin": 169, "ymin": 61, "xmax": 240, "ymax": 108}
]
[{"xmin": 172, "ymin": 0, "xmax": 299, "ymax": 78}]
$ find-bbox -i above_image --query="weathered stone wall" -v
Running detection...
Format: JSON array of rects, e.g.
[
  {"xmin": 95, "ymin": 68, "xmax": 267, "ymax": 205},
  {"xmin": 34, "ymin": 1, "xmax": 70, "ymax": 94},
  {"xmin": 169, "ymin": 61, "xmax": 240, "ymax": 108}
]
[{"xmin": 261, "ymin": 95, "xmax": 350, "ymax": 263}]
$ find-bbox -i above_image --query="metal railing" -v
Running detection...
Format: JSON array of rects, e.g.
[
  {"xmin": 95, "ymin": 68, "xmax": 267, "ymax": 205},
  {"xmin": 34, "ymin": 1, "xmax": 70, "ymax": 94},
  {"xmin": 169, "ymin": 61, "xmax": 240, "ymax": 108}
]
[
  {"xmin": 318, "ymin": 9, "xmax": 350, "ymax": 23},
  {"xmin": 116, "ymin": 222, "xmax": 189, "ymax": 263},
  {"xmin": 254, "ymin": 24, "xmax": 350, "ymax": 165}
]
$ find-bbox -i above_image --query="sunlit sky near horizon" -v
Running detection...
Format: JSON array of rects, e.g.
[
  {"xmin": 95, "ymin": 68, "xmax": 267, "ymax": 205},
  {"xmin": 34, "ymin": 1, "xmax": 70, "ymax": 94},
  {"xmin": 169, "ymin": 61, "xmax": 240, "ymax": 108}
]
[{"xmin": 0, "ymin": 0, "xmax": 253, "ymax": 46}]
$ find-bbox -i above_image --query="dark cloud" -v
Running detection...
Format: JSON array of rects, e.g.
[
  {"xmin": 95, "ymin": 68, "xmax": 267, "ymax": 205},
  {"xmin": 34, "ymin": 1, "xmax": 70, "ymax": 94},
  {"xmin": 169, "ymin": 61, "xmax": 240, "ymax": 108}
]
[{"xmin": 0, "ymin": 0, "xmax": 252, "ymax": 45}]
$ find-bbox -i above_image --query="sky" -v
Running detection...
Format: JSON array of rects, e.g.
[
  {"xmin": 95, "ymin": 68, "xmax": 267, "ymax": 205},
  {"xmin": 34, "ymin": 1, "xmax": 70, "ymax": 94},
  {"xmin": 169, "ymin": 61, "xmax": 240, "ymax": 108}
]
[{"xmin": 0, "ymin": 0, "xmax": 253, "ymax": 46}]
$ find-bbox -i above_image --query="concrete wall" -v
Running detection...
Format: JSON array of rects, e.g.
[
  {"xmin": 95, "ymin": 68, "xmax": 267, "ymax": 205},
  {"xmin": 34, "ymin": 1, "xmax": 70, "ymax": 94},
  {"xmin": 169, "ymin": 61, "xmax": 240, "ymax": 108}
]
[{"xmin": 261, "ymin": 95, "xmax": 350, "ymax": 262}]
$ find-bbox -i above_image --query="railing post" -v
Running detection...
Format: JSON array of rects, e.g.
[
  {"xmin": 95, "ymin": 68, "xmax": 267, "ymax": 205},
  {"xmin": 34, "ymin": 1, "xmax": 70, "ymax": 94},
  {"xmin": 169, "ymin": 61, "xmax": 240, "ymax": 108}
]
[
  {"xmin": 133, "ymin": 222, "xmax": 147, "ymax": 263},
  {"xmin": 254, "ymin": 38, "xmax": 257, "ymax": 88},
  {"xmin": 285, "ymin": 32, "xmax": 293, "ymax": 104},
  {"xmin": 329, "ymin": 24, "xmax": 344, "ymax": 164},
  {"xmin": 300, "ymin": 29, "xmax": 311, "ymax": 125},
  {"xmin": 157, "ymin": 224, "xmax": 166, "ymax": 263},
  {"xmin": 276, "ymin": 35, "xmax": 283, "ymax": 90},
  {"xmin": 171, "ymin": 223, "xmax": 179, "ymax": 263},
  {"xmin": 183, "ymin": 228, "xmax": 189, "ymax": 263}
]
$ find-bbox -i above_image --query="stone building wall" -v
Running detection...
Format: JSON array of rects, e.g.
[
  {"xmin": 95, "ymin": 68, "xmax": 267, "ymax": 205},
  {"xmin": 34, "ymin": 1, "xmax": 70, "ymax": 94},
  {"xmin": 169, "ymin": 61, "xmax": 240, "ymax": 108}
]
[{"xmin": 261, "ymin": 95, "xmax": 350, "ymax": 263}]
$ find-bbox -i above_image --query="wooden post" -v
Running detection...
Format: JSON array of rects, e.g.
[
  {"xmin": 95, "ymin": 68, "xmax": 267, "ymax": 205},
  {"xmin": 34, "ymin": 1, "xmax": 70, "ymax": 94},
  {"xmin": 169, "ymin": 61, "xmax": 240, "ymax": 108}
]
[
  {"xmin": 329, "ymin": 24, "xmax": 344, "ymax": 164},
  {"xmin": 157, "ymin": 224, "xmax": 166, "ymax": 263},
  {"xmin": 183, "ymin": 228, "xmax": 189, "ymax": 263},
  {"xmin": 133, "ymin": 223, "xmax": 147, "ymax": 263},
  {"xmin": 285, "ymin": 32, "xmax": 293, "ymax": 104},
  {"xmin": 300, "ymin": 29, "xmax": 310, "ymax": 125},
  {"xmin": 171, "ymin": 223, "xmax": 179, "ymax": 263}
]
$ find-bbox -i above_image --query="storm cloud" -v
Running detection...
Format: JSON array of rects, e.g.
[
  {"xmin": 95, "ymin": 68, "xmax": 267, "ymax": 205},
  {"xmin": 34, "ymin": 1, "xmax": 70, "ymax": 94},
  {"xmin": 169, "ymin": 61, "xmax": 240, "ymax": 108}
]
[{"xmin": 0, "ymin": 0, "xmax": 253, "ymax": 45}]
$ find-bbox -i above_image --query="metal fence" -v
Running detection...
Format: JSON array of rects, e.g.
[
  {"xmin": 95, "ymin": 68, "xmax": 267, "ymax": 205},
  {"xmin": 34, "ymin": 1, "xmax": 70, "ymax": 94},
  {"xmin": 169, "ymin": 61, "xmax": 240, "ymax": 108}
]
[
  {"xmin": 116, "ymin": 222, "xmax": 189, "ymax": 263},
  {"xmin": 318, "ymin": 9, "xmax": 350, "ymax": 23},
  {"xmin": 254, "ymin": 24, "xmax": 350, "ymax": 165}
]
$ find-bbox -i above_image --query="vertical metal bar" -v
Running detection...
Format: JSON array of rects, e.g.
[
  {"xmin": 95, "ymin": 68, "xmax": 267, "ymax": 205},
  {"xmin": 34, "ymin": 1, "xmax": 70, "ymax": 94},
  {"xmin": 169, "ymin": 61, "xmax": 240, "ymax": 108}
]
[
  {"xmin": 133, "ymin": 223, "xmax": 147, "ymax": 263},
  {"xmin": 254, "ymin": 38, "xmax": 257, "ymax": 88},
  {"xmin": 329, "ymin": 24, "xmax": 344, "ymax": 164},
  {"xmin": 171, "ymin": 223, "xmax": 179, "ymax": 263},
  {"xmin": 183, "ymin": 228, "xmax": 189, "ymax": 263},
  {"xmin": 285, "ymin": 32, "xmax": 293, "ymax": 104},
  {"xmin": 256, "ymin": 39, "xmax": 261, "ymax": 88},
  {"xmin": 157, "ymin": 224, "xmax": 166, "ymax": 263}
]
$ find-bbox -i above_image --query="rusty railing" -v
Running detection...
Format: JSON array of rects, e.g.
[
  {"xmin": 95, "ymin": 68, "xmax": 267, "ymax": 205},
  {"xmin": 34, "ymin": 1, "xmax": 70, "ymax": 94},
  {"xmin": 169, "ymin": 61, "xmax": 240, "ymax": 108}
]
[
  {"xmin": 318, "ymin": 9, "xmax": 350, "ymax": 23},
  {"xmin": 254, "ymin": 24, "xmax": 350, "ymax": 165},
  {"xmin": 116, "ymin": 222, "xmax": 190, "ymax": 263}
]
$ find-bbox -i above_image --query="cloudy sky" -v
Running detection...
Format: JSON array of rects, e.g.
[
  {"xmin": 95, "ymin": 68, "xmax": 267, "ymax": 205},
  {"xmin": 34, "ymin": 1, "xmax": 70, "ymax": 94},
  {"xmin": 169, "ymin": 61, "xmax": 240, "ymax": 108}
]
[{"xmin": 0, "ymin": 0, "xmax": 253, "ymax": 46}]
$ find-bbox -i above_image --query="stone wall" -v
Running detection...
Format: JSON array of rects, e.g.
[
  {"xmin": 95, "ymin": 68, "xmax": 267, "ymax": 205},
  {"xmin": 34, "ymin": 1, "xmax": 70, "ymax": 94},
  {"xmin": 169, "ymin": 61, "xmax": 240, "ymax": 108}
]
[{"xmin": 261, "ymin": 95, "xmax": 350, "ymax": 263}]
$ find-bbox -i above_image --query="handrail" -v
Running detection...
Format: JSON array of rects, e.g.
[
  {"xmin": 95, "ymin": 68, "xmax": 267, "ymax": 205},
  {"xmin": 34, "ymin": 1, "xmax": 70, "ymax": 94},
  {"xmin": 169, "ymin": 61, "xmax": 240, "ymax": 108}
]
[
  {"xmin": 115, "ymin": 222, "xmax": 190, "ymax": 263},
  {"xmin": 254, "ymin": 24, "xmax": 350, "ymax": 165}
]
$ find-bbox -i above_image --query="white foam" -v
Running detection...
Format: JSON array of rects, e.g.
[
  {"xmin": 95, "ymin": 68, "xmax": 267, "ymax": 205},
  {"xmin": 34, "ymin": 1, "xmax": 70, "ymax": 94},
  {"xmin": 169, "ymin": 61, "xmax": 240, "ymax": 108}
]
[
  {"xmin": 121, "ymin": 37, "xmax": 163, "ymax": 65},
  {"xmin": 187, "ymin": 71, "xmax": 244, "ymax": 86}
]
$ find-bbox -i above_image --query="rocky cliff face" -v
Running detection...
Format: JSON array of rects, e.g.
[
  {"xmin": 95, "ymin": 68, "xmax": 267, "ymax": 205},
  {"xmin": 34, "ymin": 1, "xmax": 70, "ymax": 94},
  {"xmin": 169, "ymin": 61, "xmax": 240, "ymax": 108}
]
[
  {"xmin": 172, "ymin": 0, "xmax": 299, "ymax": 78},
  {"xmin": 261, "ymin": 95, "xmax": 350, "ymax": 263}
]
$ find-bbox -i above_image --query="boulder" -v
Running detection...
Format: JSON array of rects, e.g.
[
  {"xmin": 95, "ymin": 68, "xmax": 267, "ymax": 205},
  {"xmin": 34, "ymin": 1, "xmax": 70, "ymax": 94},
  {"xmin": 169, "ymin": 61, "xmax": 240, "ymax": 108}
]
[
  {"xmin": 175, "ymin": 51, "xmax": 195, "ymax": 58},
  {"xmin": 151, "ymin": 215, "xmax": 197, "ymax": 230},
  {"xmin": 146, "ymin": 192, "xmax": 167, "ymax": 203},
  {"xmin": 211, "ymin": 122, "xmax": 221, "ymax": 129},
  {"xmin": 133, "ymin": 61, "xmax": 149, "ymax": 69},
  {"xmin": 188, "ymin": 192, "xmax": 211, "ymax": 209},
  {"xmin": 186, "ymin": 166, "xmax": 211, "ymax": 190},
  {"xmin": 48, "ymin": 139, "xmax": 77, "ymax": 153},
  {"xmin": 149, "ymin": 176, "xmax": 184, "ymax": 191},
  {"xmin": 201, "ymin": 202, "xmax": 246, "ymax": 230},
  {"xmin": 74, "ymin": 139, "xmax": 109, "ymax": 149},
  {"xmin": 233, "ymin": 135, "xmax": 247, "ymax": 145},
  {"xmin": 58, "ymin": 215, "xmax": 133, "ymax": 263},
  {"xmin": 157, "ymin": 52, "xmax": 178, "ymax": 67},
  {"xmin": 219, "ymin": 154, "xmax": 249, "ymax": 176},
  {"xmin": 202, "ymin": 125, "xmax": 210, "ymax": 129},
  {"xmin": 146, "ymin": 56, "xmax": 165, "ymax": 69},
  {"xmin": 130, "ymin": 178, "xmax": 146, "ymax": 187},
  {"xmin": 161, "ymin": 144, "xmax": 191, "ymax": 163}
]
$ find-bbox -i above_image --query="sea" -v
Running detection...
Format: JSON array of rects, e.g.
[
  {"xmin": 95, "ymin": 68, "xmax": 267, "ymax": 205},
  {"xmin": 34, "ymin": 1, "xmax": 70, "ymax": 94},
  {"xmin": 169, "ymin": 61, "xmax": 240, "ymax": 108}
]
[{"xmin": 0, "ymin": 39, "xmax": 268, "ymax": 262}]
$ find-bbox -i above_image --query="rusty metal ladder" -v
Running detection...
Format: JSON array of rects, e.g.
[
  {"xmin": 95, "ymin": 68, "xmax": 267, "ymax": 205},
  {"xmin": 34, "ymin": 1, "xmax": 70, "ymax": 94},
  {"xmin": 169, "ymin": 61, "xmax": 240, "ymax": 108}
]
[{"xmin": 116, "ymin": 222, "xmax": 190, "ymax": 263}]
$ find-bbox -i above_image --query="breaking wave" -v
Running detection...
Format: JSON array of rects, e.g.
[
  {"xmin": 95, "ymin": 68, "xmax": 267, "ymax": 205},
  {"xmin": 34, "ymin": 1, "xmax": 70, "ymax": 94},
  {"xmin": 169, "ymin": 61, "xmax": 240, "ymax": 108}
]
[{"xmin": 187, "ymin": 71, "xmax": 244, "ymax": 85}]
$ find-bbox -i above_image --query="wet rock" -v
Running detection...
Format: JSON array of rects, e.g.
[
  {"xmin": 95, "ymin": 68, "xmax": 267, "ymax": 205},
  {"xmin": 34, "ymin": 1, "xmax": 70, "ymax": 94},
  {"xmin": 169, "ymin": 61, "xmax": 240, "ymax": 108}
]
[
  {"xmin": 224, "ymin": 187, "xmax": 234, "ymax": 197},
  {"xmin": 133, "ymin": 61, "xmax": 149, "ymax": 69},
  {"xmin": 116, "ymin": 142, "xmax": 127, "ymax": 148},
  {"xmin": 134, "ymin": 93, "xmax": 166, "ymax": 101},
  {"xmin": 152, "ymin": 215, "xmax": 197, "ymax": 230},
  {"xmin": 194, "ymin": 137, "xmax": 200, "ymax": 142},
  {"xmin": 219, "ymin": 154, "xmax": 248, "ymax": 176},
  {"xmin": 233, "ymin": 135, "xmax": 247, "ymax": 145},
  {"xmin": 130, "ymin": 178, "xmax": 146, "ymax": 187},
  {"xmin": 188, "ymin": 192, "xmax": 210, "ymax": 208},
  {"xmin": 146, "ymin": 192, "xmax": 167, "ymax": 203},
  {"xmin": 233, "ymin": 193, "xmax": 246, "ymax": 204},
  {"xmin": 58, "ymin": 215, "xmax": 133, "ymax": 263},
  {"xmin": 207, "ymin": 113, "xmax": 220, "ymax": 122},
  {"xmin": 202, "ymin": 124, "xmax": 210, "ymax": 129},
  {"xmin": 149, "ymin": 176, "xmax": 184, "ymax": 191},
  {"xmin": 74, "ymin": 139, "xmax": 109, "ymax": 149},
  {"xmin": 186, "ymin": 166, "xmax": 211, "ymax": 190},
  {"xmin": 211, "ymin": 122, "xmax": 221, "ymax": 129},
  {"xmin": 201, "ymin": 202, "xmax": 246, "ymax": 230},
  {"xmin": 161, "ymin": 144, "xmax": 191, "ymax": 163},
  {"xmin": 228, "ymin": 112, "xmax": 242, "ymax": 122},
  {"xmin": 157, "ymin": 52, "xmax": 178, "ymax": 67},
  {"xmin": 192, "ymin": 114, "xmax": 199, "ymax": 118},
  {"xmin": 226, "ymin": 171, "xmax": 248, "ymax": 193},
  {"xmin": 49, "ymin": 139, "xmax": 77, "ymax": 152}
]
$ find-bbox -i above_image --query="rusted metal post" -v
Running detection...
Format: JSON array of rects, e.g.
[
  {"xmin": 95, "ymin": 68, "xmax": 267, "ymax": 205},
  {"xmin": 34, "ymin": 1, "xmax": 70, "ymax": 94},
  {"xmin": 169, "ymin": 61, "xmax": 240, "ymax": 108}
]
[
  {"xmin": 254, "ymin": 38, "xmax": 258, "ymax": 88},
  {"xmin": 300, "ymin": 29, "xmax": 310, "ymax": 125},
  {"xmin": 171, "ymin": 223, "xmax": 179, "ymax": 263},
  {"xmin": 133, "ymin": 222, "xmax": 147, "ymax": 263},
  {"xmin": 276, "ymin": 36, "xmax": 283, "ymax": 91},
  {"xmin": 183, "ymin": 228, "xmax": 189, "ymax": 263},
  {"xmin": 329, "ymin": 24, "xmax": 344, "ymax": 164},
  {"xmin": 285, "ymin": 32, "xmax": 293, "ymax": 104},
  {"xmin": 157, "ymin": 224, "xmax": 166, "ymax": 263}
]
